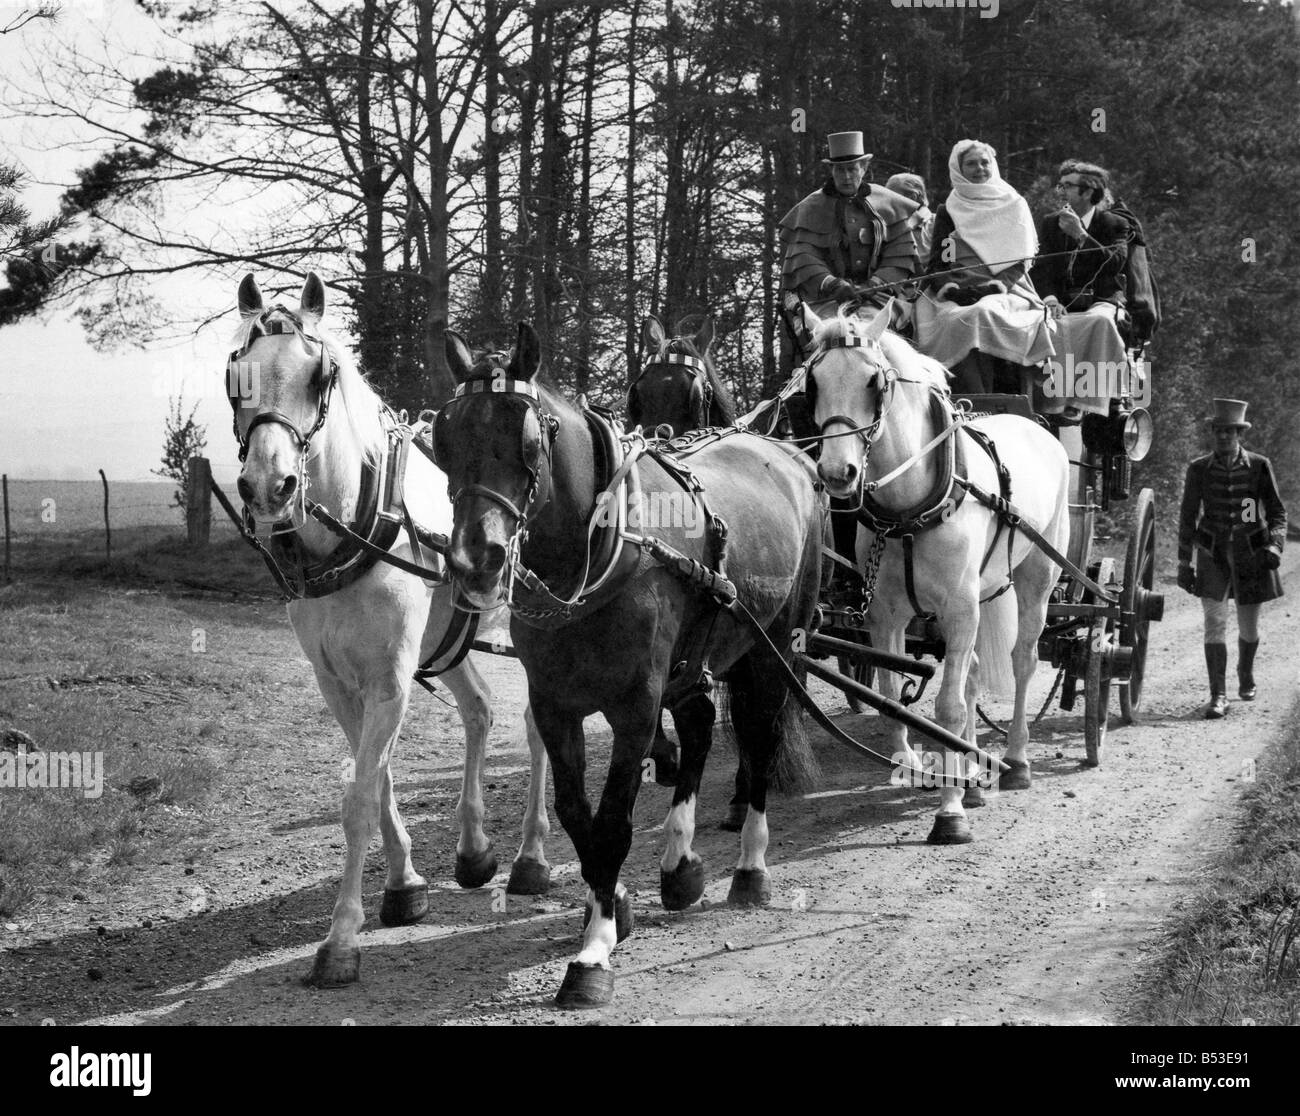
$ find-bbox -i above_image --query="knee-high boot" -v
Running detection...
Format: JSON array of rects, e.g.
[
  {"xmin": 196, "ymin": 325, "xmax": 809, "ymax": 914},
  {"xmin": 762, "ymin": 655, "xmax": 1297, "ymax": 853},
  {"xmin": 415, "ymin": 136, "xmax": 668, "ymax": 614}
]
[
  {"xmin": 1238, "ymin": 638, "xmax": 1259, "ymax": 701},
  {"xmin": 1205, "ymin": 642, "xmax": 1229, "ymax": 719}
]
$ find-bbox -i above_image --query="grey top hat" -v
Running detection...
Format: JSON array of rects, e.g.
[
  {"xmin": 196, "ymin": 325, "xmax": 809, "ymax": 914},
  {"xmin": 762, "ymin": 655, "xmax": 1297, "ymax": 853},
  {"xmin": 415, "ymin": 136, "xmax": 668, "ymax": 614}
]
[
  {"xmin": 823, "ymin": 131, "xmax": 873, "ymax": 164},
  {"xmin": 1209, "ymin": 398, "xmax": 1251, "ymax": 430}
]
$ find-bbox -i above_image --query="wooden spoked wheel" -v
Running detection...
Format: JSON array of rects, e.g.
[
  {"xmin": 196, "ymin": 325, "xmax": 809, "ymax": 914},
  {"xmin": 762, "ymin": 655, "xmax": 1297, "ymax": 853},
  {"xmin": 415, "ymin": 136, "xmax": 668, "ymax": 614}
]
[
  {"xmin": 1083, "ymin": 557, "xmax": 1117, "ymax": 767},
  {"xmin": 1119, "ymin": 488, "xmax": 1157, "ymax": 724}
]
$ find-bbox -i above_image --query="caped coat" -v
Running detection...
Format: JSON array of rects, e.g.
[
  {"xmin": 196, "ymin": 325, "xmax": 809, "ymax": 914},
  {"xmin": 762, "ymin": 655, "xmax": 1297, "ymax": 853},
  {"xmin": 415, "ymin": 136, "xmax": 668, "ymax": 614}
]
[
  {"xmin": 779, "ymin": 181, "xmax": 921, "ymax": 302},
  {"xmin": 1178, "ymin": 450, "xmax": 1287, "ymax": 604}
]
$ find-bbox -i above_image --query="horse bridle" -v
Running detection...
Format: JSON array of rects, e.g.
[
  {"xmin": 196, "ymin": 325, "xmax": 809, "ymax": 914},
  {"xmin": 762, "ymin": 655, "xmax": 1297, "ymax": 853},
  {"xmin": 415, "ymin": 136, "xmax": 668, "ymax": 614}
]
[
  {"xmin": 629, "ymin": 345, "xmax": 713, "ymax": 433},
  {"xmin": 228, "ymin": 305, "xmax": 339, "ymax": 464},
  {"xmin": 432, "ymin": 363, "xmax": 561, "ymax": 596},
  {"xmin": 803, "ymin": 333, "xmax": 899, "ymax": 446}
]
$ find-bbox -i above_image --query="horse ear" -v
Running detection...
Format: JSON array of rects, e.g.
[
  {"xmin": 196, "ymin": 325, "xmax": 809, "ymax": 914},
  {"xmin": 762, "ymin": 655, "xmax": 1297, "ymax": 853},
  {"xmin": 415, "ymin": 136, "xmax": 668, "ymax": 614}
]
[
  {"xmin": 863, "ymin": 300, "xmax": 892, "ymax": 341},
  {"xmin": 445, "ymin": 330, "xmax": 474, "ymax": 384},
  {"xmin": 641, "ymin": 315, "xmax": 666, "ymax": 354},
  {"xmin": 300, "ymin": 272, "xmax": 326, "ymax": 320},
  {"xmin": 238, "ymin": 274, "xmax": 263, "ymax": 317},
  {"xmin": 509, "ymin": 321, "xmax": 542, "ymax": 381},
  {"xmin": 692, "ymin": 315, "xmax": 715, "ymax": 356}
]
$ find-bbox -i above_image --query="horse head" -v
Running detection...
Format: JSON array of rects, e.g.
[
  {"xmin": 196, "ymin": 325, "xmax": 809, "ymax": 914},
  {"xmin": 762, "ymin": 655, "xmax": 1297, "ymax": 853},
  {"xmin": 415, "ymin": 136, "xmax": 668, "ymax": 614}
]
[
  {"xmin": 437, "ymin": 321, "xmax": 559, "ymax": 608},
  {"xmin": 628, "ymin": 314, "xmax": 729, "ymax": 436},
  {"xmin": 802, "ymin": 302, "xmax": 894, "ymax": 497},
  {"xmin": 232, "ymin": 272, "xmax": 344, "ymax": 522}
]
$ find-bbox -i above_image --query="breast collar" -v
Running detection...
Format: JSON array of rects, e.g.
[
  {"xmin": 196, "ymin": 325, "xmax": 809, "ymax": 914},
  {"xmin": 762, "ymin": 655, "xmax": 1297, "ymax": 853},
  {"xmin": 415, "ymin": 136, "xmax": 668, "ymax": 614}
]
[
  {"xmin": 856, "ymin": 389, "xmax": 968, "ymax": 538},
  {"xmin": 265, "ymin": 423, "xmax": 416, "ymax": 599}
]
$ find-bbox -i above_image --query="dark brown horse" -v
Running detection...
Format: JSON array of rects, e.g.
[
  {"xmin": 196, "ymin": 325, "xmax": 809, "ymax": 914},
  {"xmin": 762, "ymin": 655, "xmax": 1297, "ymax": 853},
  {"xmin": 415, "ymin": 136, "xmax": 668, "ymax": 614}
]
[
  {"xmin": 435, "ymin": 322, "xmax": 823, "ymax": 1008},
  {"xmin": 627, "ymin": 314, "xmax": 736, "ymax": 437}
]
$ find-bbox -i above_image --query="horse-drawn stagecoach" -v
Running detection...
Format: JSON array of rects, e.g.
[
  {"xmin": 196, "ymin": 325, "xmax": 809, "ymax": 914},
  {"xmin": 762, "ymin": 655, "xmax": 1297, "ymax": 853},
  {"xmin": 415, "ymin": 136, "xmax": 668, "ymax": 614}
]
[{"xmin": 219, "ymin": 260, "xmax": 1165, "ymax": 1007}]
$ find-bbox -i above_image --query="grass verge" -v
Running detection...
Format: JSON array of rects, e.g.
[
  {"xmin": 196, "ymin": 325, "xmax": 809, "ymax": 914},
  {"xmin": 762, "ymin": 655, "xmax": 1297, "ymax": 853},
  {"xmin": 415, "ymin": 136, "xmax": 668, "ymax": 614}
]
[{"xmin": 1134, "ymin": 697, "xmax": 1300, "ymax": 1025}]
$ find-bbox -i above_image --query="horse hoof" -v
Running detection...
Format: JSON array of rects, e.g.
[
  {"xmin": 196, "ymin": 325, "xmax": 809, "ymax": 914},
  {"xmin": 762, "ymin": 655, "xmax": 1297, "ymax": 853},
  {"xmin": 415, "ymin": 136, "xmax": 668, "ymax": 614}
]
[
  {"xmin": 379, "ymin": 884, "xmax": 429, "ymax": 927},
  {"xmin": 719, "ymin": 802, "xmax": 749, "ymax": 832},
  {"xmin": 962, "ymin": 784, "xmax": 986, "ymax": 809},
  {"xmin": 998, "ymin": 759, "xmax": 1032, "ymax": 791},
  {"xmin": 555, "ymin": 962, "xmax": 614, "ymax": 1009},
  {"xmin": 727, "ymin": 868, "xmax": 772, "ymax": 907},
  {"xmin": 927, "ymin": 812, "xmax": 974, "ymax": 845},
  {"xmin": 454, "ymin": 848, "xmax": 498, "ymax": 889},
  {"xmin": 304, "ymin": 944, "xmax": 360, "ymax": 988},
  {"xmin": 506, "ymin": 857, "xmax": 552, "ymax": 895},
  {"xmin": 583, "ymin": 891, "xmax": 634, "ymax": 943},
  {"xmin": 660, "ymin": 856, "xmax": 706, "ymax": 911}
]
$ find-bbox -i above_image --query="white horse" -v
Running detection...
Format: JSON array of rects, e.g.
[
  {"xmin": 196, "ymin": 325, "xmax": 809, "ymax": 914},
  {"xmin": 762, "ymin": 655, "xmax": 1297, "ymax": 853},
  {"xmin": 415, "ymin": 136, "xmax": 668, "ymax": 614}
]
[
  {"xmin": 803, "ymin": 303, "xmax": 1070, "ymax": 844},
  {"xmin": 232, "ymin": 272, "xmax": 550, "ymax": 985}
]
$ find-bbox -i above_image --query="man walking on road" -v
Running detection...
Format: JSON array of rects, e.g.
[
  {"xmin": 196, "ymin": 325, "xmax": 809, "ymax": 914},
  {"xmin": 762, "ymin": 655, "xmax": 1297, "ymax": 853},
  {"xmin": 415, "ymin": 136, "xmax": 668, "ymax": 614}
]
[{"xmin": 1178, "ymin": 399, "xmax": 1288, "ymax": 719}]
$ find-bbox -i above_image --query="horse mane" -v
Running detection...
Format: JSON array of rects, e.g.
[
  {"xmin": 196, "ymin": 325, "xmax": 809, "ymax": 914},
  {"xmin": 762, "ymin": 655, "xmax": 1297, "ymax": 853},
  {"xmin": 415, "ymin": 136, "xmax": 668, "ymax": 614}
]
[
  {"xmin": 231, "ymin": 308, "xmax": 386, "ymax": 465},
  {"xmin": 811, "ymin": 313, "xmax": 951, "ymax": 392}
]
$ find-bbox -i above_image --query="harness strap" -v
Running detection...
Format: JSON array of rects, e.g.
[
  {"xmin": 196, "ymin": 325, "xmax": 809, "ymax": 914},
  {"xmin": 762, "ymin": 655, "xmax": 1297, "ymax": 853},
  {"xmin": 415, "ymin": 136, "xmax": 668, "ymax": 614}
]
[
  {"xmin": 901, "ymin": 533, "xmax": 926, "ymax": 617},
  {"xmin": 955, "ymin": 476, "xmax": 1116, "ymax": 603}
]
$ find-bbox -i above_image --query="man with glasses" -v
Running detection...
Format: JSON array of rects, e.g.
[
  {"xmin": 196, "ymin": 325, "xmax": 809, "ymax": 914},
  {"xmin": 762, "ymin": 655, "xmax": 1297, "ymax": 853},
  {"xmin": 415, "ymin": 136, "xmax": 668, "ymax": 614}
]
[
  {"xmin": 1034, "ymin": 161, "xmax": 1131, "ymax": 314},
  {"xmin": 1031, "ymin": 160, "xmax": 1133, "ymax": 420}
]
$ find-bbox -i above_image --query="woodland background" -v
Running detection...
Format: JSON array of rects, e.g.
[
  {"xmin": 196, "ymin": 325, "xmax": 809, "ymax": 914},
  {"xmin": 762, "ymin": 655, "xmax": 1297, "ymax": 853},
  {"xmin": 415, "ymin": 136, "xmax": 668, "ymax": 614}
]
[{"xmin": 2, "ymin": 0, "xmax": 1298, "ymax": 510}]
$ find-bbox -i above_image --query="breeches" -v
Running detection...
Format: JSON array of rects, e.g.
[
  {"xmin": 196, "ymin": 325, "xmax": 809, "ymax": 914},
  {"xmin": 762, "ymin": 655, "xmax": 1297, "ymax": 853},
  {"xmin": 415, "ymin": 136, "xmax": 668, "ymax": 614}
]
[{"xmin": 1202, "ymin": 597, "xmax": 1260, "ymax": 643}]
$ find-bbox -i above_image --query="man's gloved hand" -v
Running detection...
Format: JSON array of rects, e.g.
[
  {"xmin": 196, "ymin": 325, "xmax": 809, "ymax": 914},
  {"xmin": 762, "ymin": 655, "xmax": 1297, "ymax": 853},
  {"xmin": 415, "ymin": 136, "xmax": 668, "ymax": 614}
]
[
  {"xmin": 822, "ymin": 277, "xmax": 859, "ymax": 304},
  {"xmin": 1177, "ymin": 564, "xmax": 1196, "ymax": 593},
  {"xmin": 1261, "ymin": 547, "xmax": 1282, "ymax": 571}
]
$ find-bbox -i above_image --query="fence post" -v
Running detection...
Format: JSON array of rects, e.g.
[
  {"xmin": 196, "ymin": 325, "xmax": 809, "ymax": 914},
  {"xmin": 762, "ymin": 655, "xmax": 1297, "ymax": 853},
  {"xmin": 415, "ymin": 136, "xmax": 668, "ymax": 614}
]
[
  {"xmin": 186, "ymin": 456, "xmax": 212, "ymax": 548},
  {"xmin": 98, "ymin": 468, "xmax": 111, "ymax": 564},
  {"xmin": 2, "ymin": 473, "xmax": 10, "ymax": 583}
]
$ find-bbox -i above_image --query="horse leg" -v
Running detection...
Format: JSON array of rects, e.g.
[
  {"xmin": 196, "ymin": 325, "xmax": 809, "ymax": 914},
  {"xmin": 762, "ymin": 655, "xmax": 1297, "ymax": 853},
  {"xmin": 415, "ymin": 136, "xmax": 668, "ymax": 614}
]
[
  {"xmin": 308, "ymin": 677, "xmax": 412, "ymax": 986},
  {"xmin": 875, "ymin": 612, "xmax": 924, "ymax": 789},
  {"xmin": 1003, "ymin": 555, "xmax": 1057, "ymax": 791},
  {"xmin": 311, "ymin": 669, "xmax": 427, "ymax": 937},
  {"xmin": 722, "ymin": 651, "xmax": 799, "ymax": 907},
  {"xmin": 437, "ymin": 658, "xmax": 499, "ymax": 888},
  {"xmin": 528, "ymin": 695, "xmax": 617, "ymax": 1008},
  {"xmin": 719, "ymin": 759, "xmax": 750, "ymax": 833},
  {"xmin": 649, "ymin": 710, "xmax": 680, "ymax": 787},
  {"xmin": 660, "ymin": 688, "xmax": 717, "ymax": 910},
  {"xmin": 960, "ymin": 661, "xmax": 987, "ymax": 809},
  {"xmin": 928, "ymin": 606, "xmax": 979, "ymax": 845},
  {"xmin": 507, "ymin": 703, "xmax": 553, "ymax": 894}
]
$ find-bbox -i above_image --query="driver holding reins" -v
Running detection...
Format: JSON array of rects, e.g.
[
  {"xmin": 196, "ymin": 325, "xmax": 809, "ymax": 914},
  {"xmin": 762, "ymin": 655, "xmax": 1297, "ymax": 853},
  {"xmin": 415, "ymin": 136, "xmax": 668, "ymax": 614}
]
[{"xmin": 778, "ymin": 130, "xmax": 922, "ymax": 324}]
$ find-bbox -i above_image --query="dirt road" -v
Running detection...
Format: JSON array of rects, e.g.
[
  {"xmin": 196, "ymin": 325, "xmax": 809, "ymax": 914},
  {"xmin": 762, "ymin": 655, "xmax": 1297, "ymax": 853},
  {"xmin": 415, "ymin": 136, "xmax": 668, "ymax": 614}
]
[{"xmin": 3, "ymin": 551, "xmax": 1295, "ymax": 1026}]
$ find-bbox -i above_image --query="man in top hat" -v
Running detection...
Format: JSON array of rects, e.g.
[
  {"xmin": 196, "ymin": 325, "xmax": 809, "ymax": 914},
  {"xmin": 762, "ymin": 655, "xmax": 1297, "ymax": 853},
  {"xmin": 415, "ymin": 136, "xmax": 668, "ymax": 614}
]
[
  {"xmin": 779, "ymin": 131, "xmax": 922, "ymax": 324},
  {"xmin": 1178, "ymin": 399, "xmax": 1287, "ymax": 718}
]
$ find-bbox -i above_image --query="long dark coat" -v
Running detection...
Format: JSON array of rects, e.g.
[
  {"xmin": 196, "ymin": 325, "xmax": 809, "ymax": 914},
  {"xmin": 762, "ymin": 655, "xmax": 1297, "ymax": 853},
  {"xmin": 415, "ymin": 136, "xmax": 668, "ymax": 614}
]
[{"xmin": 1178, "ymin": 450, "xmax": 1287, "ymax": 604}]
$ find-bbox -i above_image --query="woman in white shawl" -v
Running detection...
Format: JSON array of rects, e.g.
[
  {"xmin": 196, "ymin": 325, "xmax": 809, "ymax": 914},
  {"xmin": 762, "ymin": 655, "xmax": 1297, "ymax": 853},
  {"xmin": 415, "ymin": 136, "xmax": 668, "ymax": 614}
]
[{"xmin": 913, "ymin": 140, "xmax": 1055, "ymax": 394}]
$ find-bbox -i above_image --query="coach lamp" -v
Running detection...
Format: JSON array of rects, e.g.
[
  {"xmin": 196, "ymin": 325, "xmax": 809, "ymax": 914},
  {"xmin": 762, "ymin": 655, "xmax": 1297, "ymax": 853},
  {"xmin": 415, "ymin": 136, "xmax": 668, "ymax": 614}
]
[{"xmin": 1082, "ymin": 404, "xmax": 1153, "ymax": 506}]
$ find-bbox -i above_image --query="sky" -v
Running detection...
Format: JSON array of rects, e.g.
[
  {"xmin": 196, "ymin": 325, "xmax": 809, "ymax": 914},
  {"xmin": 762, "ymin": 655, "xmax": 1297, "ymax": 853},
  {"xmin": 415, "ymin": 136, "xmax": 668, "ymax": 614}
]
[{"xmin": 1, "ymin": 2, "xmax": 262, "ymax": 486}]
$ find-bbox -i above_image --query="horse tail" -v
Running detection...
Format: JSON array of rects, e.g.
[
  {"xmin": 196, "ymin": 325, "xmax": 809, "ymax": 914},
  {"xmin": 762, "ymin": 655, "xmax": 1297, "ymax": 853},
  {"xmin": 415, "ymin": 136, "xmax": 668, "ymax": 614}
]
[
  {"xmin": 976, "ymin": 585, "xmax": 1019, "ymax": 697},
  {"xmin": 716, "ymin": 663, "xmax": 820, "ymax": 795},
  {"xmin": 768, "ymin": 659, "xmax": 820, "ymax": 793}
]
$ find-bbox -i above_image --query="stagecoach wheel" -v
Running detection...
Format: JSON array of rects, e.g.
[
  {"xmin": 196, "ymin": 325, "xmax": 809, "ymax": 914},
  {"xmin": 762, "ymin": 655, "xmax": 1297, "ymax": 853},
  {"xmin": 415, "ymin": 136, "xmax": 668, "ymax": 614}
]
[
  {"xmin": 1119, "ymin": 488, "xmax": 1158, "ymax": 725},
  {"xmin": 1083, "ymin": 615, "xmax": 1113, "ymax": 768}
]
